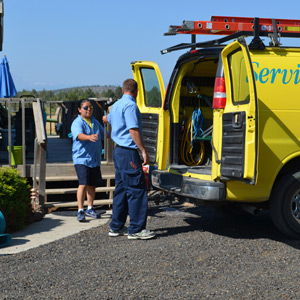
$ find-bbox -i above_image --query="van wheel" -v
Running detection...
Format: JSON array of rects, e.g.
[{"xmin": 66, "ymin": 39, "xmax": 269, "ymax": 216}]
[{"xmin": 270, "ymin": 171, "xmax": 300, "ymax": 239}]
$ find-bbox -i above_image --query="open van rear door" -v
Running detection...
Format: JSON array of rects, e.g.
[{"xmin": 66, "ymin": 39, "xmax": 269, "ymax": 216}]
[
  {"xmin": 220, "ymin": 37, "xmax": 258, "ymax": 184},
  {"xmin": 131, "ymin": 61, "xmax": 169, "ymax": 170}
]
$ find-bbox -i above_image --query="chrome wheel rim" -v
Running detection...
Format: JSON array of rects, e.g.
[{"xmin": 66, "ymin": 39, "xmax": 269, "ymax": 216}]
[{"xmin": 291, "ymin": 190, "xmax": 300, "ymax": 224}]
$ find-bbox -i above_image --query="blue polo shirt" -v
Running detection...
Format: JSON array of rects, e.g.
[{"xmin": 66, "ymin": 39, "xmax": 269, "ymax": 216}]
[
  {"xmin": 107, "ymin": 94, "xmax": 142, "ymax": 149},
  {"xmin": 71, "ymin": 115, "xmax": 104, "ymax": 167}
]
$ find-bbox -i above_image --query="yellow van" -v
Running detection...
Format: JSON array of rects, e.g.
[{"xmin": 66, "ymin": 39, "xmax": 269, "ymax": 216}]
[{"xmin": 131, "ymin": 17, "xmax": 300, "ymax": 238}]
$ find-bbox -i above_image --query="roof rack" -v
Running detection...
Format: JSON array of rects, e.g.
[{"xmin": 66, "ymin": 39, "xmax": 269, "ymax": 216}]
[{"xmin": 161, "ymin": 16, "xmax": 300, "ymax": 54}]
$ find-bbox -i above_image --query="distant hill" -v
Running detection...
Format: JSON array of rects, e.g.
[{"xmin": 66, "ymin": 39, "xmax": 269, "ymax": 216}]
[{"xmin": 52, "ymin": 85, "xmax": 118, "ymax": 95}]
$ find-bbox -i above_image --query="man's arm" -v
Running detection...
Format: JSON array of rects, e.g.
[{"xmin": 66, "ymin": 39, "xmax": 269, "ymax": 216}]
[{"xmin": 129, "ymin": 128, "xmax": 149, "ymax": 166}]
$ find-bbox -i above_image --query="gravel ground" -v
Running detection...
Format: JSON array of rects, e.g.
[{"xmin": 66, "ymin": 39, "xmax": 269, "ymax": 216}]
[{"xmin": 1, "ymin": 200, "xmax": 300, "ymax": 300}]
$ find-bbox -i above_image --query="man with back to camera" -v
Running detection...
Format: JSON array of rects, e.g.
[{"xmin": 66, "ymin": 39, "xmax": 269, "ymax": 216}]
[{"xmin": 103, "ymin": 79, "xmax": 156, "ymax": 240}]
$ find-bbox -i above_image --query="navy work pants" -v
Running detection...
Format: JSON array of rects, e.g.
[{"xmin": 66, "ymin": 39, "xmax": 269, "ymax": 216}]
[{"xmin": 110, "ymin": 146, "xmax": 148, "ymax": 234}]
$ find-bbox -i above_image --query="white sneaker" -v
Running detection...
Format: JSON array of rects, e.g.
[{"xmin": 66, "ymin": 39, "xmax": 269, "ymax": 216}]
[
  {"xmin": 108, "ymin": 226, "xmax": 128, "ymax": 237},
  {"xmin": 128, "ymin": 229, "xmax": 156, "ymax": 240}
]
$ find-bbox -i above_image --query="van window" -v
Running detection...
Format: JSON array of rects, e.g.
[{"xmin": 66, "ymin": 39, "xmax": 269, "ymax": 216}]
[
  {"xmin": 140, "ymin": 68, "xmax": 162, "ymax": 107},
  {"xmin": 228, "ymin": 48, "xmax": 250, "ymax": 105}
]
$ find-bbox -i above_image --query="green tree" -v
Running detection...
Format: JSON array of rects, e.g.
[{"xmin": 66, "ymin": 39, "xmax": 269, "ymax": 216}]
[
  {"xmin": 146, "ymin": 86, "xmax": 161, "ymax": 107},
  {"xmin": 115, "ymin": 86, "xmax": 123, "ymax": 99},
  {"xmin": 83, "ymin": 88, "xmax": 97, "ymax": 99},
  {"xmin": 67, "ymin": 89, "xmax": 80, "ymax": 101},
  {"xmin": 102, "ymin": 89, "xmax": 115, "ymax": 98},
  {"xmin": 16, "ymin": 86, "xmax": 118, "ymax": 101},
  {"xmin": 39, "ymin": 89, "xmax": 55, "ymax": 99}
]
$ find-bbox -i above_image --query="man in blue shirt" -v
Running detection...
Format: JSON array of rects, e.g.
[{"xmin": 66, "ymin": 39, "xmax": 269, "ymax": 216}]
[
  {"xmin": 104, "ymin": 79, "xmax": 156, "ymax": 240},
  {"xmin": 71, "ymin": 99, "xmax": 104, "ymax": 222}
]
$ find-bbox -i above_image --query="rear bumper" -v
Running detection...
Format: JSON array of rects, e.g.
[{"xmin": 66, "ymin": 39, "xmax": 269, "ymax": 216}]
[{"xmin": 151, "ymin": 170, "xmax": 225, "ymax": 201}]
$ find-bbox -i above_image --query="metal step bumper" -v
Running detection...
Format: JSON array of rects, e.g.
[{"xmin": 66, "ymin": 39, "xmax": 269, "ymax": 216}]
[{"xmin": 151, "ymin": 170, "xmax": 225, "ymax": 201}]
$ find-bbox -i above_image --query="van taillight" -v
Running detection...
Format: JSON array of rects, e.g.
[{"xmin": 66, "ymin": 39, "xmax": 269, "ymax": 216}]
[{"xmin": 213, "ymin": 76, "xmax": 226, "ymax": 109}]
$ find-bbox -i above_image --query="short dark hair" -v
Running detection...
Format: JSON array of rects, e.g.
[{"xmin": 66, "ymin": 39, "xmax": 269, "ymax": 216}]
[
  {"xmin": 78, "ymin": 99, "xmax": 90, "ymax": 108},
  {"xmin": 123, "ymin": 79, "xmax": 138, "ymax": 94}
]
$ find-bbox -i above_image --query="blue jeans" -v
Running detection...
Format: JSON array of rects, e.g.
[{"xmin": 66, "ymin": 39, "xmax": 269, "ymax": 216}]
[{"xmin": 110, "ymin": 146, "xmax": 148, "ymax": 234}]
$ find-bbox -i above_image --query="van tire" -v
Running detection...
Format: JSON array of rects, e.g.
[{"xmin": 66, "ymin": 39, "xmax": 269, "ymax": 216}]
[{"xmin": 270, "ymin": 171, "xmax": 300, "ymax": 239}]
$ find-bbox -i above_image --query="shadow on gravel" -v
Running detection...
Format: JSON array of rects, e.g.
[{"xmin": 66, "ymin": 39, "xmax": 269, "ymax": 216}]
[{"xmin": 149, "ymin": 204, "xmax": 300, "ymax": 250}]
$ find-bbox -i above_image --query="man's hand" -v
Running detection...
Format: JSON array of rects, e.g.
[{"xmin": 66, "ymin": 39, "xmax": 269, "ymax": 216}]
[
  {"xmin": 141, "ymin": 149, "xmax": 150, "ymax": 166},
  {"xmin": 129, "ymin": 128, "xmax": 149, "ymax": 166}
]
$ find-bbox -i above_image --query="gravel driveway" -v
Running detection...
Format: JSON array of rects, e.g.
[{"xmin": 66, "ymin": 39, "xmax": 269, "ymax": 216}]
[{"xmin": 0, "ymin": 201, "xmax": 300, "ymax": 299}]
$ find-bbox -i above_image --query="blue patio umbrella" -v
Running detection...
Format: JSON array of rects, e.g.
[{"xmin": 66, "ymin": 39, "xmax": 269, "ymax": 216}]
[{"xmin": 0, "ymin": 55, "xmax": 17, "ymax": 98}]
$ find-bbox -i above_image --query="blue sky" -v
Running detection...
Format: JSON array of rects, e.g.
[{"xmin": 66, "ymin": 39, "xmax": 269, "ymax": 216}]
[{"xmin": 3, "ymin": 0, "xmax": 300, "ymax": 91}]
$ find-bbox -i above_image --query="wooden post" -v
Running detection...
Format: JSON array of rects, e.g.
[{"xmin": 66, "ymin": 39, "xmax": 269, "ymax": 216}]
[
  {"xmin": 21, "ymin": 99, "xmax": 26, "ymax": 177},
  {"xmin": 38, "ymin": 142, "xmax": 47, "ymax": 211},
  {"xmin": 32, "ymin": 99, "xmax": 47, "ymax": 213}
]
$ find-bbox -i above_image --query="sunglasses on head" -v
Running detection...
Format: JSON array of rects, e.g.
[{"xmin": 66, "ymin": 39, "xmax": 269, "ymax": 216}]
[{"xmin": 82, "ymin": 105, "xmax": 93, "ymax": 110}]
